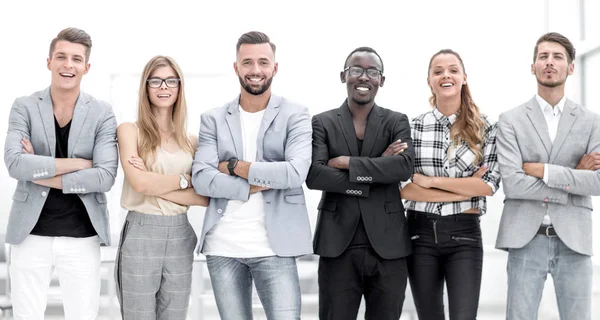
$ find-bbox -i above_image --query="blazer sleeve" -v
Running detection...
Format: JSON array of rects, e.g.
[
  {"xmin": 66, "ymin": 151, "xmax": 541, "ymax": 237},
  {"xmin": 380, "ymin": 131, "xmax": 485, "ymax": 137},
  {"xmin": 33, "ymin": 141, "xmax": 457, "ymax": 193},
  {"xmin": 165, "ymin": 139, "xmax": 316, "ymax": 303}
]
[
  {"xmin": 306, "ymin": 115, "xmax": 370, "ymax": 197},
  {"xmin": 497, "ymin": 112, "xmax": 569, "ymax": 204},
  {"xmin": 61, "ymin": 103, "xmax": 118, "ymax": 194},
  {"xmin": 545, "ymin": 113, "xmax": 600, "ymax": 196},
  {"xmin": 247, "ymin": 106, "xmax": 312, "ymax": 189},
  {"xmin": 348, "ymin": 113, "xmax": 414, "ymax": 184},
  {"xmin": 4, "ymin": 98, "xmax": 57, "ymax": 181},
  {"xmin": 192, "ymin": 112, "xmax": 251, "ymax": 200}
]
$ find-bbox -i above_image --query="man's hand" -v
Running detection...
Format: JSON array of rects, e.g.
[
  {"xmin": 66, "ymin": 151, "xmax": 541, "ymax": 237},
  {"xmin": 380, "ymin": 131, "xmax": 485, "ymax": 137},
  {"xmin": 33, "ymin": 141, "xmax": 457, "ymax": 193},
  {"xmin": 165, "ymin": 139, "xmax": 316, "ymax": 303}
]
[
  {"xmin": 250, "ymin": 185, "xmax": 269, "ymax": 194},
  {"xmin": 382, "ymin": 139, "xmax": 408, "ymax": 157},
  {"xmin": 23, "ymin": 138, "xmax": 93, "ymax": 170},
  {"xmin": 21, "ymin": 138, "xmax": 34, "ymax": 154},
  {"xmin": 218, "ymin": 161, "xmax": 229, "ymax": 175},
  {"xmin": 327, "ymin": 156, "xmax": 350, "ymax": 169},
  {"xmin": 522, "ymin": 162, "xmax": 544, "ymax": 179},
  {"xmin": 412, "ymin": 173, "xmax": 434, "ymax": 189},
  {"xmin": 576, "ymin": 152, "xmax": 600, "ymax": 171}
]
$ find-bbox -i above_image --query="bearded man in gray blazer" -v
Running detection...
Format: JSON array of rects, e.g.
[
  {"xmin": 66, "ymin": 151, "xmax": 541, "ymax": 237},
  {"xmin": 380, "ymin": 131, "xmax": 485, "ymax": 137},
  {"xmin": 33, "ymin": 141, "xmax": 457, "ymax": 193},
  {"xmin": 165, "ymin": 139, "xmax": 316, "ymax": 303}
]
[
  {"xmin": 496, "ymin": 32, "xmax": 600, "ymax": 320},
  {"xmin": 191, "ymin": 31, "xmax": 312, "ymax": 320},
  {"xmin": 3, "ymin": 28, "xmax": 117, "ymax": 320}
]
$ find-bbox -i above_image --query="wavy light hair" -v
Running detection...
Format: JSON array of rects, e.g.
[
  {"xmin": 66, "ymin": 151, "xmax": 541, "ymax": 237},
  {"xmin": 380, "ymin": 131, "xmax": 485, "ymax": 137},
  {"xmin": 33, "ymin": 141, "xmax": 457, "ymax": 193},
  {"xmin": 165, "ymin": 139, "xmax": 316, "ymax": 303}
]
[
  {"xmin": 137, "ymin": 56, "xmax": 194, "ymax": 164},
  {"xmin": 428, "ymin": 49, "xmax": 486, "ymax": 163}
]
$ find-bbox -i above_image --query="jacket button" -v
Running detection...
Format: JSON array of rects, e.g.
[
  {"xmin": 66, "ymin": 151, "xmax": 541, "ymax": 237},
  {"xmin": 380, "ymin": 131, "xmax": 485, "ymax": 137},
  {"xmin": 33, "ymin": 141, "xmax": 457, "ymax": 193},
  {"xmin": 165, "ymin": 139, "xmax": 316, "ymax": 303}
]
[
  {"xmin": 217, "ymin": 209, "xmax": 223, "ymax": 214},
  {"xmin": 41, "ymin": 191, "xmax": 47, "ymax": 197}
]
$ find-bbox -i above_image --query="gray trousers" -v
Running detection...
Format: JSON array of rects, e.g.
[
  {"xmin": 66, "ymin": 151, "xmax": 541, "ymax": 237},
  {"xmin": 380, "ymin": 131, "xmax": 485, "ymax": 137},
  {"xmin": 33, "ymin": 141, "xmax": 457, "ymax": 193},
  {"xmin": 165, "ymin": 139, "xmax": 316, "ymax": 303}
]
[{"xmin": 115, "ymin": 211, "xmax": 197, "ymax": 320}]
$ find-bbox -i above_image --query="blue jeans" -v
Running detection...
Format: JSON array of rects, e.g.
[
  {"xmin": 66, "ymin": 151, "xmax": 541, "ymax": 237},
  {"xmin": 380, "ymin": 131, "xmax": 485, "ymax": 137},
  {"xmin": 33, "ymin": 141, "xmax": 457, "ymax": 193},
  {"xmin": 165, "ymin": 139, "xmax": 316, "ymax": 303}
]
[
  {"xmin": 507, "ymin": 234, "xmax": 592, "ymax": 320},
  {"xmin": 206, "ymin": 255, "xmax": 301, "ymax": 320}
]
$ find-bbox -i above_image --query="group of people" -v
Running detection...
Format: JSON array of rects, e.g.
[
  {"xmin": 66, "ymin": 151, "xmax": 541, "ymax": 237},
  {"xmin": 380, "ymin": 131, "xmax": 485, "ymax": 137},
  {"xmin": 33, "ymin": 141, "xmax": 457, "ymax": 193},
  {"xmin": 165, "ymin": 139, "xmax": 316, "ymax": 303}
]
[{"xmin": 3, "ymin": 27, "xmax": 599, "ymax": 320}]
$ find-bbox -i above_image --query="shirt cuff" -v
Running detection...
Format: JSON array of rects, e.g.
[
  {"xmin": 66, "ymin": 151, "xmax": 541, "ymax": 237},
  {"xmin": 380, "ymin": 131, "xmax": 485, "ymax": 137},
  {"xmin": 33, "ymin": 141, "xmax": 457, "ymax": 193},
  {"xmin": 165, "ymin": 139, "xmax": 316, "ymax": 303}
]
[{"xmin": 543, "ymin": 164, "xmax": 549, "ymax": 184}]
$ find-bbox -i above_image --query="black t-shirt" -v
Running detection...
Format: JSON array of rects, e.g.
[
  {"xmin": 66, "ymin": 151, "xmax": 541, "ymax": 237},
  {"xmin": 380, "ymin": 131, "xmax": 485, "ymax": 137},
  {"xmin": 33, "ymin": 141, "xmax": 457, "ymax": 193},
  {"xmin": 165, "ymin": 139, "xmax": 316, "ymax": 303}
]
[
  {"xmin": 349, "ymin": 138, "xmax": 371, "ymax": 248},
  {"xmin": 30, "ymin": 117, "xmax": 97, "ymax": 238}
]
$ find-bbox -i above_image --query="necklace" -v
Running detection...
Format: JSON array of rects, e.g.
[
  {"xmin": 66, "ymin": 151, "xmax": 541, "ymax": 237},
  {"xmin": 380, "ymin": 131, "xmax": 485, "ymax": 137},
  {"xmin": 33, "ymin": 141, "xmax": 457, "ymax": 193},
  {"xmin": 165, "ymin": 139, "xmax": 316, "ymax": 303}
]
[{"xmin": 160, "ymin": 131, "xmax": 174, "ymax": 144}]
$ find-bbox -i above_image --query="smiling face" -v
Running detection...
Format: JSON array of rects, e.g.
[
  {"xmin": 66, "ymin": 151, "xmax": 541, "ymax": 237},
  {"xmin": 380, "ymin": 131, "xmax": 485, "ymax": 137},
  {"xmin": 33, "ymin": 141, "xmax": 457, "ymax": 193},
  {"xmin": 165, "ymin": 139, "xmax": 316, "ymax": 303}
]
[
  {"xmin": 532, "ymin": 41, "xmax": 574, "ymax": 89},
  {"xmin": 234, "ymin": 43, "xmax": 278, "ymax": 96},
  {"xmin": 47, "ymin": 40, "xmax": 90, "ymax": 92},
  {"xmin": 427, "ymin": 53, "xmax": 467, "ymax": 102},
  {"xmin": 147, "ymin": 66, "xmax": 180, "ymax": 109},
  {"xmin": 341, "ymin": 51, "xmax": 385, "ymax": 106}
]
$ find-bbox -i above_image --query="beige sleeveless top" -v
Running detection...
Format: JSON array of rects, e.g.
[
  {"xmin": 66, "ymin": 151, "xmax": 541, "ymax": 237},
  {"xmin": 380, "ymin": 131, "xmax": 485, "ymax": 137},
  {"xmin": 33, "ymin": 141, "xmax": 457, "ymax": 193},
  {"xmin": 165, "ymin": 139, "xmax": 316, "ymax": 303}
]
[{"xmin": 121, "ymin": 126, "xmax": 194, "ymax": 216}]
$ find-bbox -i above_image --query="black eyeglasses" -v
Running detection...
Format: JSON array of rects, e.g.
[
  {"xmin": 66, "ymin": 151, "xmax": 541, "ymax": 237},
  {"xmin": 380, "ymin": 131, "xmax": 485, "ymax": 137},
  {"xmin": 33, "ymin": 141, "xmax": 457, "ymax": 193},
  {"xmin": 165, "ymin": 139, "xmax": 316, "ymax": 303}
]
[
  {"xmin": 344, "ymin": 66, "xmax": 382, "ymax": 79},
  {"xmin": 147, "ymin": 78, "xmax": 181, "ymax": 88}
]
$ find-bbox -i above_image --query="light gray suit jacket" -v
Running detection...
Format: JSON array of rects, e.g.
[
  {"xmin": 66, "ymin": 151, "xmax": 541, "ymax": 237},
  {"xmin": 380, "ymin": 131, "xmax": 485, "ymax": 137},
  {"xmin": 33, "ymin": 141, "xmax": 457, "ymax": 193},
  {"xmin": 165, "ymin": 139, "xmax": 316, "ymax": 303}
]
[
  {"xmin": 4, "ymin": 88, "xmax": 118, "ymax": 245},
  {"xmin": 191, "ymin": 94, "xmax": 313, "ymax": 257},
  {"xmin": 496, "ymin": 97, "xmax": 600, "ymax": 256}
]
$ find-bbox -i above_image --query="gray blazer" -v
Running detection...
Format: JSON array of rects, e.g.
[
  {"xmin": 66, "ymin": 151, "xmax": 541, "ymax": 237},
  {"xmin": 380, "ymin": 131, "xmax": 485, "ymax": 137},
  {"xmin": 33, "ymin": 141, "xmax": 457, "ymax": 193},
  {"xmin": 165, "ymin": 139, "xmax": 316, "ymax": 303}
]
[
  {"xmin": 495, "ymin": 97, "xmax": 600, "ymax": 256},
  {"xmin": 192, "ymin": 94, "xmax": 313, "ymax": 257},
  {"xmin": 4, "ymin": 88, "xmax": 118, "ymax": 246}
]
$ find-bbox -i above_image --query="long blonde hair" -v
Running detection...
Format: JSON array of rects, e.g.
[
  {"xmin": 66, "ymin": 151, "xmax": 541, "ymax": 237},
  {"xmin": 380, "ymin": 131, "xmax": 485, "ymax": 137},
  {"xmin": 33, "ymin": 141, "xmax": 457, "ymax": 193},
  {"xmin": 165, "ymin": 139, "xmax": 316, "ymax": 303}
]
[
  {"xmin": 137, "ymin": 55, "xmax": 194, "ymax": 164},
  {"xmin": 428, "ymin": 49, "xmax": 486, "ymax": 163}
]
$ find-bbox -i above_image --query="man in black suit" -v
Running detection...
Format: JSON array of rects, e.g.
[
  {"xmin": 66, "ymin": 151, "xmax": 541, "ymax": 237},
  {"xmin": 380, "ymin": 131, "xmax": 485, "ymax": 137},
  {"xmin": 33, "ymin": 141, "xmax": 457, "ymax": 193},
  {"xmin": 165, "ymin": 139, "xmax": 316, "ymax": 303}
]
[{"xmin": 306, "ymin": 47, "xmax": 415, "ymax": 320}]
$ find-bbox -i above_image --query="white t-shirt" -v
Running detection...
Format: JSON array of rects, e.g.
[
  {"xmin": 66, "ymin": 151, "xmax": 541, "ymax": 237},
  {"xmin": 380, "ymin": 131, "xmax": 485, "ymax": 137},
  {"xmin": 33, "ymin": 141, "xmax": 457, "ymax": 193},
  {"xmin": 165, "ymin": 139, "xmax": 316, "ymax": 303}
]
[{"xmin": 203, "ymin": 106, "xmax": 275, "ymax": 257}]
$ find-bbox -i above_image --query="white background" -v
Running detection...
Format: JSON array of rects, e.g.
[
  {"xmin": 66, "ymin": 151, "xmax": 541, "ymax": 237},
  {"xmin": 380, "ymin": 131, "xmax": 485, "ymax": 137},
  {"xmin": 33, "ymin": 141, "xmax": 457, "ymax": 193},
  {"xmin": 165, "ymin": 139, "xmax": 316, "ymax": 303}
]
[{"xmin": 0, "ymin": 1, "xmax": 598, "ymax": 317}]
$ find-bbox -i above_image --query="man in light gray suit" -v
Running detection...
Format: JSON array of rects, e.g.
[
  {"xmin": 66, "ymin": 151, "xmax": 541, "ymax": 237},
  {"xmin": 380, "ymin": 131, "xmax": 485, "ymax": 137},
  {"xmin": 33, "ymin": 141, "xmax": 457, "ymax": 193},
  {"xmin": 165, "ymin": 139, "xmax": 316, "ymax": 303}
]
[
  {"xmin": 496, "ymin": 32, "xmax": 600, "ymax": 320},
  {"xmin": 191, "ymin": 31, "xmax": 312, "ymax": 319},
  {"xmin": 3, "ymin": 28, "xmax": 117, "ymax": 320}
]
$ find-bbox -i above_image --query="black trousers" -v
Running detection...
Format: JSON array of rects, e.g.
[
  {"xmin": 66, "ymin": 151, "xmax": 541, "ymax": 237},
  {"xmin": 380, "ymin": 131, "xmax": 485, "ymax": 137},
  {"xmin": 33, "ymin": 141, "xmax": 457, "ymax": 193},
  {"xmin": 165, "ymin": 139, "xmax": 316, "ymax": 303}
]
[
  {"xmin": 318, "ymin": 246, "xmax": 408, "ymax": 320},
  {"xmin": 406, "ymin": 210, "xmax": 483, "ymax": 320}
]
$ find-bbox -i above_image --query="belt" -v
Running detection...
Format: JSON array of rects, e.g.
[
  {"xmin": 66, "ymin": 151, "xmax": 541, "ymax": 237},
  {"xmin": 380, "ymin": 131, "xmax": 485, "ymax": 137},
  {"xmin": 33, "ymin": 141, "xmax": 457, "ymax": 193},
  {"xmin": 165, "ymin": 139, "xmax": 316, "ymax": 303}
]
[{"xmin": 537, "ymin": 225, "xmax": 557, "ymax": 237}]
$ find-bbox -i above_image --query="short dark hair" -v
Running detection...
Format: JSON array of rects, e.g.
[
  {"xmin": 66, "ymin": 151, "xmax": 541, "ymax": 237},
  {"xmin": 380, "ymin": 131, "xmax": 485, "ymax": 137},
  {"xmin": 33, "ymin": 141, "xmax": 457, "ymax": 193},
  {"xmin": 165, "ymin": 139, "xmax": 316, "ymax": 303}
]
[
  {"xmin": 343, "ymin": 47, "xmax": 384, "ymax": 73},
  {"xmin": 236, "ymin": 31, "xmax": 276, "ymax": 55},
  {"xmin": 49, "ymin": 27, "xmax": 92, "ymax": 62},
  {"xmin": 534, "ymin": 32, "xmax": 576, "ymax": 64}
]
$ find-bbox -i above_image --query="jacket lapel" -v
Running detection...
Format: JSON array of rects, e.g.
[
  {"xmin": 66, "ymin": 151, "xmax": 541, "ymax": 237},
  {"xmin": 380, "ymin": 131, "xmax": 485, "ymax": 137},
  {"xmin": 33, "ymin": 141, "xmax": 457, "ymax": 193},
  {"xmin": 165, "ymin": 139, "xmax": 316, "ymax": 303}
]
[
  {"xmin": 256, "ymin": 95, "xmax": 281, "ymax": 161},
  {"xmin": 526, "ymin": 97, "xmax": 552, "ymax": 156},
  {"xmin": 360, "ymin": 104, "xmax": 382, "ymax": 157},
  {"xmin": 337, "ymin": 100, "xmax": 359, "ymax": 156},
  {"xmin": 225, "ymin": 97, "xmax": 243, "ymax": 159},
  {"xmin": 68, "ymin": 92, "xmax": 91, "ymax": 157},
  {"xmin": 37, "ymin": 88, "xmax": 56, "ymax": 157},
  {"xmin": 549, "ymin": 100, "xmax": 578, "ymax": 163}
]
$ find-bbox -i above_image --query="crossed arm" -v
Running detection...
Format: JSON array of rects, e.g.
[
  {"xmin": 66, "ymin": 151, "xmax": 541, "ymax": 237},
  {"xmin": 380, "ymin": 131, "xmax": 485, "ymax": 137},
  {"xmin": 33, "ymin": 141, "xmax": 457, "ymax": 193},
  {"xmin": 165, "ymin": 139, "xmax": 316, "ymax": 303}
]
[
  {"xmin": 306, "ymin": 114, "xmax": 414, "ymax": 197},
  {"xmin": 117, "ymin": 123, "xmax": 207, "ymax": 207},
  {"xmin": 192, "ymin": 107, "xmax": 313, "ymax": 200},
  {"xmin": 497, "ymin": 113, "xmax": 600, "ymax": 202},
  {"xmin": 4, "ymin": 100, "xmax": 118, "ymax": 193},
  {"xmin": 401, "ymin": 125, "xmax": 500, "ymax": 202}
]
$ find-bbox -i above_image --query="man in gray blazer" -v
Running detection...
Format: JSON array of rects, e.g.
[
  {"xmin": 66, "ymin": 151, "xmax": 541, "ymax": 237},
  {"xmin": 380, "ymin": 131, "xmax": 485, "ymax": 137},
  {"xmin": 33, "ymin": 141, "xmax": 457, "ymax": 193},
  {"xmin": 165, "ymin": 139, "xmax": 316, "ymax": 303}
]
[
  {"xmin": 3, "ymin": 28, "xmax": 117, "ymax": 320},
  {"xmin": 191, "ymin": 31, "xmax": 312, "ymax": 320},
  {"xmin": 496, "ymin": 32, "xmax": 600, "ymax": 320}
]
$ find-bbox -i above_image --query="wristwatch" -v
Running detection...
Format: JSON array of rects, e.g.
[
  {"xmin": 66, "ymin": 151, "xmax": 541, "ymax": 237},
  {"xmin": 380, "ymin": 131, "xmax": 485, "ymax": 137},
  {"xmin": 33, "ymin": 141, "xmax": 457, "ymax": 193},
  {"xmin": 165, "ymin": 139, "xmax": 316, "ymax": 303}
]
[
  {"xmin": 179, "ymin": 174, "xmax": 189, "ymax": 189},
  {"xmin": 228, "ymin": 158, "xmax": 239, "ymax": 176}
]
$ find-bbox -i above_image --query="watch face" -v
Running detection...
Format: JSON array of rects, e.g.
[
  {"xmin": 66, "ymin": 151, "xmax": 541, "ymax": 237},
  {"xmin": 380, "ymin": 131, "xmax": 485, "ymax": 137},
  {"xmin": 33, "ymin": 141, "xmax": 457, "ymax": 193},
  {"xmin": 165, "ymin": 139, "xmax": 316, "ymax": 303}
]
[{"xmin": 180, "ymin": 176, "xmax": 188, "ymax": 189}]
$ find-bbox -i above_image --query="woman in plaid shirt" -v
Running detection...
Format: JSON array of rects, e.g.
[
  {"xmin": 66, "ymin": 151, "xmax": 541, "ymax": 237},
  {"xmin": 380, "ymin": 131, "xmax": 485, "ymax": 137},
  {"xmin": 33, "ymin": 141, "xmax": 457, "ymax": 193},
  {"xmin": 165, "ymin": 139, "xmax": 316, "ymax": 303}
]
[{"xmin": 400, "ymin": 49, "xmax": 501, "ymax": 320}]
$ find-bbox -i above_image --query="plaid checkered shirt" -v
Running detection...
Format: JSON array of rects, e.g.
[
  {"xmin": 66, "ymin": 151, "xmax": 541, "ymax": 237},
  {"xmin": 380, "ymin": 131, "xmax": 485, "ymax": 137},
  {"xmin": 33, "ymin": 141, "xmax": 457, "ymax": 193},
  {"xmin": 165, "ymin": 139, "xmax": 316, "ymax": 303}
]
[{"xmin": 403, "ymin": 108, "xmax": 501, "ymax": 216}]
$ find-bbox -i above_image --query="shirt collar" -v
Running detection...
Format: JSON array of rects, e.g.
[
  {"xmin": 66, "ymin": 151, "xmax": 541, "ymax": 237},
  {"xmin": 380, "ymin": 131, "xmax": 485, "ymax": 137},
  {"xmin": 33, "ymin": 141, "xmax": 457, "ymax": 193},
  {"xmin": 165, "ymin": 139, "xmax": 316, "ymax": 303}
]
[
  {"xmin": 432, "ymin": 106, "xmax": 457, "ymax": 128},
  {"xmin": 536, "ymin": 94, "xmax": 566, "ymax": 115}
]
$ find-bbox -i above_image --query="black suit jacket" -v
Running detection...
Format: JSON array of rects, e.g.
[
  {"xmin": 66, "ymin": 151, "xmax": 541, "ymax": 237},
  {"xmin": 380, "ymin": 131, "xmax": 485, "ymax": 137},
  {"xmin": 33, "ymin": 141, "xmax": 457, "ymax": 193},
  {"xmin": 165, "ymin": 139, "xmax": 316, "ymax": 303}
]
[{"xmin": 306, "ymin": 101, "xmax": 414, "ymax": 259}]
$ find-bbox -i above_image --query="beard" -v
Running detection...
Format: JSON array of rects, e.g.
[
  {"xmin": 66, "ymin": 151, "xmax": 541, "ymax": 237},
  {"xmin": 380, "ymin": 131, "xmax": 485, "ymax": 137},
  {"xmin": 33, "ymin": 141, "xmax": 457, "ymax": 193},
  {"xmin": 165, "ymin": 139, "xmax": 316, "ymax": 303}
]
[
  {"xmin": 536, "ymin": 71, "xmax": 568, "ymax": 88},
  {"xmin": 239, "ymin": 75, "xmax": 273, "ymax": 96}
]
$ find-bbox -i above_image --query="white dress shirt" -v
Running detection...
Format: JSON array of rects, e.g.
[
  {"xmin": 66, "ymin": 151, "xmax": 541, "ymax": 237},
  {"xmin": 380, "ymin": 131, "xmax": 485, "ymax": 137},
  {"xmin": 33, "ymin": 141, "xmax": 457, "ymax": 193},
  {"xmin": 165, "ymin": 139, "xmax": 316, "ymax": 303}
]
[{"xmin": 537, "ymin": 94, "xmax": 566, "ymax": 225}]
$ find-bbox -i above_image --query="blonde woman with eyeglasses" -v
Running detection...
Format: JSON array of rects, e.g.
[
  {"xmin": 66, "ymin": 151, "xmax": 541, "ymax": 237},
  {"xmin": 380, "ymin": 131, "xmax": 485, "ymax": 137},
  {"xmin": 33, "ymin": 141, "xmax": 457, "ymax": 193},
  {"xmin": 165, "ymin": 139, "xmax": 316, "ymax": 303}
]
[{"xmin": 115, "ymin": 55, "xmax": 208, "ymax": 319}]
